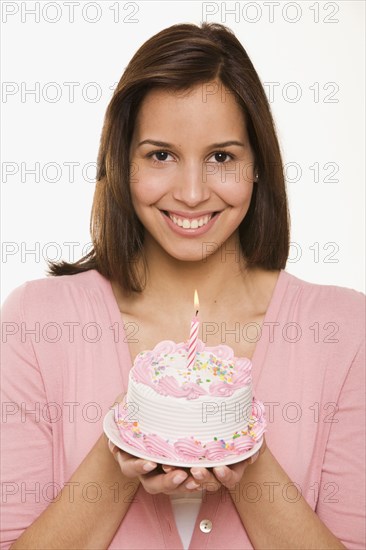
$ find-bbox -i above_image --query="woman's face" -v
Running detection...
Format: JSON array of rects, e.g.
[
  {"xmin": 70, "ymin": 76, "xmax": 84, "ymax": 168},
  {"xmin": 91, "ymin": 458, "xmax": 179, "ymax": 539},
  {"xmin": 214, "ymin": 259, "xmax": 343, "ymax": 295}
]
[{"xmin": 129, "ymin": 80, "xmax": 255, "ymax": 262}]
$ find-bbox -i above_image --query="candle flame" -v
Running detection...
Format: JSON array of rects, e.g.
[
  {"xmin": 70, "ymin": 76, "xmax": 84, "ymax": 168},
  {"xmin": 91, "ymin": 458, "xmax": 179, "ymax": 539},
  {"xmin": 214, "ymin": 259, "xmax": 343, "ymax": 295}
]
[{"xmin": 194, "ymin": 289, "xmax": 199, "ymax": 313}]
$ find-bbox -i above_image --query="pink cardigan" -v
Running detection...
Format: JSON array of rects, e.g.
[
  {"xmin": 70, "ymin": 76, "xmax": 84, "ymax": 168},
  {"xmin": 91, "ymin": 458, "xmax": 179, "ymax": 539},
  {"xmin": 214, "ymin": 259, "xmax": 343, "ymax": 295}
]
[{"xmin": 1, "ymin": 269, "xmax": 365, "ymax": 549}]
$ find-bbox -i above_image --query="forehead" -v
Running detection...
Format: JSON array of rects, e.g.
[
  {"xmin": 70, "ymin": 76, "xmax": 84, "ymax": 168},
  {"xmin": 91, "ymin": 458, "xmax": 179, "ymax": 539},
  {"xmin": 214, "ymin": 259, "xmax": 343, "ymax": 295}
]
[{"xmin": 133, "ymin": 80, "xmax": 247, "ymax": 138}]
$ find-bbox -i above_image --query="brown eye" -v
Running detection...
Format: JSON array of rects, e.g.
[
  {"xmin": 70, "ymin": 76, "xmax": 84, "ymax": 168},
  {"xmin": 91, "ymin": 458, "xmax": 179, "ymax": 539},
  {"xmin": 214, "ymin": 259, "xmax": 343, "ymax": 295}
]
[
  {"xmin": 215, "ymin": 152, "xmax": 228, "ymax": 162},
  {"xmin": 147, "ymin": 151, "xmax": 173, "ymax": 164},
  {"xmin": 208, "ymin": 151, "xmax": 234, "ymax": 163},
  {"xmin": 154, "ymin": 151, "xmax": 169, "ymax": 162}
]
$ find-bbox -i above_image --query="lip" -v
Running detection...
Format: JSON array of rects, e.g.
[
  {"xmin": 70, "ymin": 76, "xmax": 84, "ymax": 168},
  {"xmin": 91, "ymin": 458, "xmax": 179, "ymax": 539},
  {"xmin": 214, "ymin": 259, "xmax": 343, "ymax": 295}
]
[
  {"xmin": 164, "ymin": 209, "xmax": 218, "ymax": 220},
  {"xmin": 161, "ymin": 210, "xmax": 221, "ymax": 237}
]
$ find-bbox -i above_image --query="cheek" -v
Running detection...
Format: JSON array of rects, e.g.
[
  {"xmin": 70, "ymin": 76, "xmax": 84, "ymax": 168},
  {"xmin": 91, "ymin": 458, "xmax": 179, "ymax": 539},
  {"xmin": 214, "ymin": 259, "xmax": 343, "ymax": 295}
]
[
  {"xmin": 215, "ymin": 179, "xmax": 253, "ymax": 208},
  {"xmin": 210, "ymin": 161, "xmax": 254, "ymax": 203},
  {"xmin": 130, "ymin": 170, "xmax": 167, "ymax": 207}
]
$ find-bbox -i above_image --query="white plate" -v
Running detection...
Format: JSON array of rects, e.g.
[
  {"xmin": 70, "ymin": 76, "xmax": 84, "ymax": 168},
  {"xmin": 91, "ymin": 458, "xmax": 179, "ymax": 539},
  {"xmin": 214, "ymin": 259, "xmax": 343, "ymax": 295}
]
[{"xmin": 103, "ymin": 409, "xmax": 263, "ymax": 468}]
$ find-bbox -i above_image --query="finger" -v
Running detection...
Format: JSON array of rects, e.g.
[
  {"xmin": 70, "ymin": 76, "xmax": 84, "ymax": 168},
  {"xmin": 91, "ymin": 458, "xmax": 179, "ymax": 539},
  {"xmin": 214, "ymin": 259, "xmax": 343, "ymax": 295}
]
[
  {"xmin": 190, "ymin": 467, "xmax": 209, "ymax": 482},
  {"xmin": 116, "ymin": 452, "xmax": 157, "ymax": 477},
  {"xmin": 213, "ymin": 460, "xmax": 248, "ymax": 489},
  {"xmin": 162, "ymin": 464, "xmax": 176, "ymax": 473},
  {"xmin": 213, "ymin": 465, "xmax": 235, "ymax": 486},
  {"xmin": 213, "ymin": 465, "xmax": 231, "ymax": 479},
  {"xmin": 141, "ymin": 469, "xmax": 189, "ymax": 495},
  {"xmin": 108, "ymin": 439, "xmax": 121, "ymax": 459},
  {"xmin": 184, "ymin": 478, "xmax": 202, "ymax": 491},
  {"xmin": 190, "ymin": 467, "xmax": 221, "ymax": 492}
]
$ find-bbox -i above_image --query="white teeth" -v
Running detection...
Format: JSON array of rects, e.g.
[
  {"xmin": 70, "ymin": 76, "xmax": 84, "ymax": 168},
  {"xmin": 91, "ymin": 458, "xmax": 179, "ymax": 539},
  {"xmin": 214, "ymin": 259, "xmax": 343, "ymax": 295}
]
[{"xmin": 168, "ymin": 213, "xmax": 214, "ymax": 229}]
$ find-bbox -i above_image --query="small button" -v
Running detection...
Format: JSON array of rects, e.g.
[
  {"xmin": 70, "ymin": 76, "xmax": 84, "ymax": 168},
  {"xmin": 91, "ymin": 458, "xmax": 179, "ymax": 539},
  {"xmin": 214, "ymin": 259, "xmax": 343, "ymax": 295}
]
[{"xmin": 199, "ymin": 519, "xmax": 212, "ymax": 533}]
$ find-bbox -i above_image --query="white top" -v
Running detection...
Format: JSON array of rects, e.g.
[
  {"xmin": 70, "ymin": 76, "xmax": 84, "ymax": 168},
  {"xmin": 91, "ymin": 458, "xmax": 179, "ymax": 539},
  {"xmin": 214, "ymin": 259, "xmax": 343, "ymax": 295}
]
[{"xmin": 170, "ymin": 491, "xmax": 204, "ymax": 549}]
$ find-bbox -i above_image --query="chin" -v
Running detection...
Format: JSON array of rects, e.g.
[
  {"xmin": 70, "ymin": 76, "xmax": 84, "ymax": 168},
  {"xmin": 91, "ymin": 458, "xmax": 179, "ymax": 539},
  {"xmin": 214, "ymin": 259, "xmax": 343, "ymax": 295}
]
[
  {"xmin": 146, "ymin": 234, "xmax": 223, "ymax": 263},
  {"xmin": 165, "ymin": 249, "xmax": 207, "ymax": 263}
]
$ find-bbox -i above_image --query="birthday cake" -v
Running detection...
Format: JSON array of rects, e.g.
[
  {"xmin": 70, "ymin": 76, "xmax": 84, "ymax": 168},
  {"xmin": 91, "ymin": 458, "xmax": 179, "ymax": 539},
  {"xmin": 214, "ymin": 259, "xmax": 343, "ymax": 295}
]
[{"xmin": 115, "ymin": 339, "xmax": 266, "ymax": 462}]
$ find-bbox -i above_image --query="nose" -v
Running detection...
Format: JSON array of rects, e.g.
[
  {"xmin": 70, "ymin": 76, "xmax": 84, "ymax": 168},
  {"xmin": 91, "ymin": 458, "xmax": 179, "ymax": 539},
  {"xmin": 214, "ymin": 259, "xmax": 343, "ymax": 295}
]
[{"xmin": 172, "ymin": 161, "xmax": 211, "ymax": 207}]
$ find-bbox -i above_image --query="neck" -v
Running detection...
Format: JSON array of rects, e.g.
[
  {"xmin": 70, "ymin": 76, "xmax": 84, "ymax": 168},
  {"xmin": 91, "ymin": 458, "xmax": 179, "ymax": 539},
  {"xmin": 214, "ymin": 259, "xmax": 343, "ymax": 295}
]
[
  {"xmin": 111, "ymin": 236, "xmax": 281, "ymax": 325},
  {"xmin": 135, "ymin": 233, "xmax": 258, "ymax": 309}
]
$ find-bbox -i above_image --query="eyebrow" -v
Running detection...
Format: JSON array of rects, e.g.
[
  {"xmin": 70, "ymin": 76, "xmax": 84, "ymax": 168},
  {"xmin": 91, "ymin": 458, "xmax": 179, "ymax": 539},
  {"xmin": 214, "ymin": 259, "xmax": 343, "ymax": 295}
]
[{"xmin": 137, "ymin": 139, "xmax": 245, "ymax": 148}]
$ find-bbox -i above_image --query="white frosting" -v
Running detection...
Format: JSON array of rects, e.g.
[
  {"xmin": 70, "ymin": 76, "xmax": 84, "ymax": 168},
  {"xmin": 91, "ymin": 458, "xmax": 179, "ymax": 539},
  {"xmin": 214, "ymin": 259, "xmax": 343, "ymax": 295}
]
[{"xmin": 127, "ymin": 378, "xmax": 252, "ymax": 441}]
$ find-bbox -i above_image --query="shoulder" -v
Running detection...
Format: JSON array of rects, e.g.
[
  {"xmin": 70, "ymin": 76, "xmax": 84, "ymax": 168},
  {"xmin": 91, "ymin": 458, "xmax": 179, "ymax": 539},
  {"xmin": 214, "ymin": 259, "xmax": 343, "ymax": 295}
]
[
  {"xmin": 280, "ymin": 270, "xmax": 365, "ymax": 349},
  {"xmin": 1, "ymin": 269, "xmax": 109, "ymax": 320},
  {"xmin": 282, "ymin": 270, "xmax": 364, "ymax": 317}
]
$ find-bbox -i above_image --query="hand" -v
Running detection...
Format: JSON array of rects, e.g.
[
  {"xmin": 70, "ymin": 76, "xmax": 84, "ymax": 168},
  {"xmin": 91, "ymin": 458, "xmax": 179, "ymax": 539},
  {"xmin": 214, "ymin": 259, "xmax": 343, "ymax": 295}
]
[
  {"xmin": 108, "ymin": 393, "xmax": 201, "ymax": 495},
  {"xmin": 108, "ymin": 444, "xmax": 206, "ymax": 495},
  {"xmin": 163, "ymin": 437, "xmax": 267, "ymax": 492},
  {"xmin": 210, "ymin": 437, "xmax": 267, "ymax": 490}
]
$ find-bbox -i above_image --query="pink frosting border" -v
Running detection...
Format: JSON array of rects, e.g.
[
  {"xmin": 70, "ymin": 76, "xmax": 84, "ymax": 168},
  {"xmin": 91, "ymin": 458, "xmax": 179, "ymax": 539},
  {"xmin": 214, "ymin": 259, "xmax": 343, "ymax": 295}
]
[{"xmin": 115, "ymin": 397, "xmax": 266, "ymax": 462}]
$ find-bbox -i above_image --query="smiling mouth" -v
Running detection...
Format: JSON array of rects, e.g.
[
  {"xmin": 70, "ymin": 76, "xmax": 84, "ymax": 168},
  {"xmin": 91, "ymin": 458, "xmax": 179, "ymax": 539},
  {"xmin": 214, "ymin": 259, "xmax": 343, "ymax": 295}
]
[{"xmin": 162, "ymin": 211, "xmax": 219, "ymax": 229}]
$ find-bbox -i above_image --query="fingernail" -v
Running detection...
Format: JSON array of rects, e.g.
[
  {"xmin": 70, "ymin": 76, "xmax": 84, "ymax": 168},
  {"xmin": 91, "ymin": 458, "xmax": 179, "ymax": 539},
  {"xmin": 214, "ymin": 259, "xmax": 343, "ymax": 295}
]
[
  {"xmin": 108, "ymin": 439, "xmax": 115, "ymax": 453},
  {"xmin": 143, "ymin": 462, "xmax": 156, "ymax": 472},
  {"xmin": 191, "ymin": 469, "xmax": 204, "ymax": 480},
  {"xmin": 215, "ymin": 467, "xmax": 226, "ymax": 479},
  {"xmin": 172, "ymin": 472, "xmax": 188, "ymax": 485},
  {"xmin": 186, "ymin": 481, "xmax": 200, "ymax": 489}
]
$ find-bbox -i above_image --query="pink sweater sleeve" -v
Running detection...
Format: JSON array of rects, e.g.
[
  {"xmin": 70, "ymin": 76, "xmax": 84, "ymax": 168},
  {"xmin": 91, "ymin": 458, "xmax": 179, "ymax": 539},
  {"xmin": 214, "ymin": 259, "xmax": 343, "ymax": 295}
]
[
  {"xmin": 316, "ymin": 339, "xmax": 366, "ymax": 549},
  {"xmin": 1, "ymin": 284, "xmax": 54, "ymax": 549}
]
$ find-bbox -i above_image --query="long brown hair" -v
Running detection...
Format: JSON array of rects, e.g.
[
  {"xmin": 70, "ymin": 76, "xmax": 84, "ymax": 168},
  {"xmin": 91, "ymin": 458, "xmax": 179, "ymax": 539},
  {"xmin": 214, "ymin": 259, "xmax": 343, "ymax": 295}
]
[{"xmin": 48, "ymin": 22, "xmax": 290, "ymax": 293}]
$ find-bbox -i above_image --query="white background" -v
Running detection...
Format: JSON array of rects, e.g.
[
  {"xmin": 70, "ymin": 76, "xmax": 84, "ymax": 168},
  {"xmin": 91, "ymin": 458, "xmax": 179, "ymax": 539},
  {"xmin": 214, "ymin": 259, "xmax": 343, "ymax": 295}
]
[{"xmin": 1, "ymin": 0, "xmax": 365, "ymax": 303}]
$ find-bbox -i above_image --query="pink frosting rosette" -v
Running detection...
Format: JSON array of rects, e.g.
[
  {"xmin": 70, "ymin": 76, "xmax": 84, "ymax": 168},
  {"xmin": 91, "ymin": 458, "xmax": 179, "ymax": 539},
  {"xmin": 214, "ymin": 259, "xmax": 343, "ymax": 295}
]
[
  {"xmin": 133, "ymin": 350, "xmax": 154, "ymax": 367},
  {"xmin": 179, "ymin": 382, "xmax": 208, "ymax": 400},
  {"xmin": 251, "ymin": 420, "xmax": 266, "ymax": 441},
  {"xmin": 235, "ymin": 357, "xmax": 251, "ymax": 370},
  {"xmin": 231, "ymin": 371, "xmax": 251, "ymax": 388},
  {"xmin": 231, "ymin": 357, "xmax": 251, "ymax": 386},
  {"xmin": 174, "ymin": 437, "xmax": 206, "ymax": 461},
  {"xmin": 205, "ymin": 440, "xmax": 233, "ymax": 460},
  {"xmin": 209, "ymin": 381, "xmax": 235, "ymax": 397},
  {"xmin": 251, "ymin": 398, "xmax": 265, "ymax": 421},
  {"xmin": 155, "ymin": 375, "xmax": 181, "ymax": 396},
  {"xmin": 156, "ymin": 376, "xmax": 207, "ymax": 399},
  {"xmin": 194, "ymin": 339, "xmax": 206, "ymax": 353},
  {"xmin": 119, "ymin": 428, "xmax": 147, "ymax": 453},
  {"xmin": 132, "ymin": 359, "xmax": 154, "ymax": 385},
  {"xmin": 249, "ymin": 398, "xmax": 267, "ymax": 441},
  {"xmin": 143, "ymin": 434, "xmax": 178, "ymax": 460},
  {"xmin": 152, "ymin": 340, "xmax": 180, "ymax": 356},
  {"xmin": 233, "ymin": 434, "xmax": 254, "ymax": 454}
]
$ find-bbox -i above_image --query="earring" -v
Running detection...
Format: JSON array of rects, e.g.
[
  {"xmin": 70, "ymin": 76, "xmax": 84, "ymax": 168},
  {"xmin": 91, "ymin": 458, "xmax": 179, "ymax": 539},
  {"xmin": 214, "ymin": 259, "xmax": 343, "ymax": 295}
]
[{"xmin": 254, "ymin": 172, "xmax": 259, "ymax": 182}]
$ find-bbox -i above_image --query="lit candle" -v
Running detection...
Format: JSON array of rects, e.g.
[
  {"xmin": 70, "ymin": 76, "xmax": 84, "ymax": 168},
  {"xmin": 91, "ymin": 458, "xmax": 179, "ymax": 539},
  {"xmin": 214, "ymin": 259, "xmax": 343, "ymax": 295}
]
[{"xmin": 187, "ymin": 290, "xmax": 199, "ymax": 370}]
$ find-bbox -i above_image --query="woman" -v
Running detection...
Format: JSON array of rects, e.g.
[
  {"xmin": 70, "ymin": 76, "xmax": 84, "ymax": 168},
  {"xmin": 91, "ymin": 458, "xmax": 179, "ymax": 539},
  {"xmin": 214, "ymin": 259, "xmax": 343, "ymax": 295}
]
[{"xmin": 2, "ymin": 22, "xmax": 364, "ymax": 550}]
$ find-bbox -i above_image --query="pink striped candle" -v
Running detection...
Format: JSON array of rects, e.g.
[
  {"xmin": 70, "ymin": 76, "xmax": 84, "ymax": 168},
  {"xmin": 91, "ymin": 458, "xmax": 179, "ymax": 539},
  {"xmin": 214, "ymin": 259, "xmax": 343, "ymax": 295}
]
[{"xmin": 187, "ymin": 290, "xmax": 199, "ymax": 370}]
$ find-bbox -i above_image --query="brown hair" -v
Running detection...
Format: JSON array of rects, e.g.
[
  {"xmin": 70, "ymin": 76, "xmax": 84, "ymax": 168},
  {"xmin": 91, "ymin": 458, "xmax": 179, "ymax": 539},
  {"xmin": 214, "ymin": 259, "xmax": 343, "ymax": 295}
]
[{"xmin": 48, "ymin": 22, "xmax": 290, "ymax": 293}]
